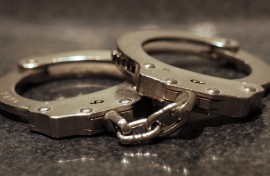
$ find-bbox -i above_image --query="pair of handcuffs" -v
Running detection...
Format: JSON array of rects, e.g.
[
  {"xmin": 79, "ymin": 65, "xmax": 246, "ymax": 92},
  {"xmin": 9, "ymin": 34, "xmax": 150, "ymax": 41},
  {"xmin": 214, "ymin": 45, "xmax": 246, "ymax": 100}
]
[{"xmin": 0, "ymin": 30, "xmax": 269, "ymax": 145}]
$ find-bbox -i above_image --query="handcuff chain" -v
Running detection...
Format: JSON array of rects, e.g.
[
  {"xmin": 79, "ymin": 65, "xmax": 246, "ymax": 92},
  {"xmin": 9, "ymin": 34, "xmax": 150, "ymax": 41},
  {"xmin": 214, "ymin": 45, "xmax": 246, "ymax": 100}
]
[{"xmin": 104, "ymin": 91, "xmax": 197, "ymax": 144}]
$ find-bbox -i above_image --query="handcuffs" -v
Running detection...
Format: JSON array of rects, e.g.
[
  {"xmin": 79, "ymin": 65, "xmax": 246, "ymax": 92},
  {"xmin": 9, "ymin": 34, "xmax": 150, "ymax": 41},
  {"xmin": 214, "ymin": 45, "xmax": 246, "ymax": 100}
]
[
  {"xmin": 0, "ymin": 50, "xmax": 143, "ymax": 138},
  {"xmin": 0, "ymin": 30, "xmax": 270, "ymax": 145}
]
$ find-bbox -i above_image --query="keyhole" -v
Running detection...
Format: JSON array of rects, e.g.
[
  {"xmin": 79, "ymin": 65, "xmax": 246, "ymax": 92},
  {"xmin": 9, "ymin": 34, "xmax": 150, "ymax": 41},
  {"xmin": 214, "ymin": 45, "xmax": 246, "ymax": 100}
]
[
  {"xmin": 90, "ymin": 100, "xmax": 104, "ymax": 104},
  {"xmin": 191, "ymin": 79, "xmax": 205, "ymax": 84}
]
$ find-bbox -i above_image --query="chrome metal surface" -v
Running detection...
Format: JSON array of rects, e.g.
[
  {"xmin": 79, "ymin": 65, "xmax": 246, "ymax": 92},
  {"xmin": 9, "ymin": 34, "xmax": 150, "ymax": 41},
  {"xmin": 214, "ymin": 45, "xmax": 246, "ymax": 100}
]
[
  {"xmin": 0, "ymin": 50, "xmax": 141, "ymax": 138},
  {"xmin": 104, "ymin": 91, "xmax": 196, "ymax": 144},
  {"xmin": 146, "ymin": 91, "xmax": 197, "ymax": 137},
  {"xmin": 19, "ymin": 50, "xmax": 112, "ymax": 69},
  {"xmin": 115, "ymin": 30, "xmax": 270, "ymax": 117}
]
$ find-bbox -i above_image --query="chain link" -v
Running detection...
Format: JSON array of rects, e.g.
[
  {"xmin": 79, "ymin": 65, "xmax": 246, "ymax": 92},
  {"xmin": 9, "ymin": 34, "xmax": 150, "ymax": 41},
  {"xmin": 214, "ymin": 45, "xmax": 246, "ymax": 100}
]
[{"xmin": 104, "ymin": 90, "xmax": 197, "ymax": 144}]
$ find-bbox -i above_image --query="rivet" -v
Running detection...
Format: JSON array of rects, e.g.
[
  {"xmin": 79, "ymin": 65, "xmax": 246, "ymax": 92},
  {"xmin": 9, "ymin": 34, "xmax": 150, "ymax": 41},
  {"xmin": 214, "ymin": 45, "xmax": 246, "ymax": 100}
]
[
  {"xmin": 119, "ymin": 98, "xmax": 133, "ymax": 104},
  {"xmin": 163, "ymin": 69, "xmax": 170, "ymax": 72},
  {"xmin": 243, "ymin": 86, "xmax": 256, "ymax": 93},
  {"xmin": 165, "ymin": 78, "xmax": 178, "ymax": 85},
  {"xmin": 143, "ymin": 63, "xmax": 156, "ymax": 69},
  {"xmin": 38, "ymin": 106, "xmax": 51, "ymax": 113},
  {"xmin": 80, "ymin": 107, "xmax": 93, "ymax": 113},
  {"xmin": 112, "ymin": 50, "xmax": 121, "ymax": 57},
  {"xmin": 207, "ymin": 88, "xmax": 220, "ymax": 95}
]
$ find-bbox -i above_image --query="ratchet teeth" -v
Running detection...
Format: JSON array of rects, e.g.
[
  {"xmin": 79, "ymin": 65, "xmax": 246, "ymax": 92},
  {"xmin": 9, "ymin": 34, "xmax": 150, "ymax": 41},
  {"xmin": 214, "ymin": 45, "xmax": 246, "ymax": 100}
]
[{"xmin": 112, "ymin": 50, "xmax": 137, "ymax": 75}]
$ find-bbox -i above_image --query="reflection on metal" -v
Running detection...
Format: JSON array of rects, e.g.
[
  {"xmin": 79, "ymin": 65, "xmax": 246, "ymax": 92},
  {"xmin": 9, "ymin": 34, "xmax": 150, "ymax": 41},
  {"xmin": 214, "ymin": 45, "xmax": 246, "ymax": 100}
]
[{"xmin": 190, "ymin": 22, "xmax": 217, "ymax": 37}]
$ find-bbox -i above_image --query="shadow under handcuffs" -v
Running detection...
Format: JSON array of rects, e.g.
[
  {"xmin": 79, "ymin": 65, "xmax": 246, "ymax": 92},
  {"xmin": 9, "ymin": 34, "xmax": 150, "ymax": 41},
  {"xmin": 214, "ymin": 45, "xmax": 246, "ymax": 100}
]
[{"xmin": 170, "ymin": 109, "xmax": 263, "ymax": 140}]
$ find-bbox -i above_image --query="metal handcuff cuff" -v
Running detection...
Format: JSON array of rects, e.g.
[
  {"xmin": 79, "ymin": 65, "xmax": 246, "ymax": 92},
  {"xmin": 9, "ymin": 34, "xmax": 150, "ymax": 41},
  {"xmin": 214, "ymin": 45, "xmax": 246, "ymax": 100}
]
[
  {"xmin": 0, "ymin": 31, "xmax": 270, "ymax": 145},
  {"xmin": 110, "ymin": 30, "xmax": 270, "ymax": 144},
  {"xmin": 0, "ymin": 50, "xmax": 146, "ymax": 138}
]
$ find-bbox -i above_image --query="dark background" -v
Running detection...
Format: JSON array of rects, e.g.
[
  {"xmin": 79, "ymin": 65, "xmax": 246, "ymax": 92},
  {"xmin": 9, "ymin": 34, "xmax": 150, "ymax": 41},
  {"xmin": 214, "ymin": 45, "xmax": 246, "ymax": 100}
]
[{"xmin": 1, "ymin": 1, "xmax": 270, "ymax": 175}]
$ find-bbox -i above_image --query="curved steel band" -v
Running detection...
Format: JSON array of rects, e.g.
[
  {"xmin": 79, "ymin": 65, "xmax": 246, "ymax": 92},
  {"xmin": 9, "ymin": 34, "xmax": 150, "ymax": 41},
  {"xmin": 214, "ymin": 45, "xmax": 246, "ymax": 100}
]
[
  {"xmin": 116, "ymin": 30, "xmax": 270, "ymax": 117},
  {"xmin": 0, "ymin": 50, "xmax": 141, "ymax": 138}
]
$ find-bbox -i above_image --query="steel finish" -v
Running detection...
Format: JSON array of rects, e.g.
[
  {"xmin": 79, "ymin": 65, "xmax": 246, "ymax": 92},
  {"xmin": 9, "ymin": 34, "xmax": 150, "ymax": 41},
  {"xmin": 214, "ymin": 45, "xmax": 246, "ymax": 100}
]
[
  {"xmin": 0, "ymin": 50, "xmax": 141, "ymax": 138},
  {"xmin": 116, "ymin": 30, "xmax": 270, "ymax": 117}
]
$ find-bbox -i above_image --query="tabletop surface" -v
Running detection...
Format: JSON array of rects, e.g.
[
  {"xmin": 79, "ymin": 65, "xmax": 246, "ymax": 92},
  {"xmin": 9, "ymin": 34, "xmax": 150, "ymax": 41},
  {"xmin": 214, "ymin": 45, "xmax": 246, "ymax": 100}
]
[{"xmin": 0, "ymin": 1, "xmax": 270, "ymax": 176}]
